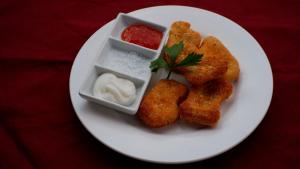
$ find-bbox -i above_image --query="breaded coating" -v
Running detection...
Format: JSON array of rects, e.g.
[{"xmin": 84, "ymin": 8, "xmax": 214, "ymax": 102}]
[
  {"xmin": 181, "ymin": 53, "xmax": 228, "ymax": 86},
  {"xmin": 181, "ymin": 36, "xmax": 230, "ymax": 86},
  {"xmin": 165, "ymin": 22, "xmax": 229, "ymax": 85},
  {"xmin": 199, "ymin": 36, "xmax": 240, "ymax": 82},
  {"xmin": 167, "ymin": 21, "xmax": 190, "ymax": 47},
  {"xmin": 170, "ymin": 21, "xmax": 190, "ymax": 34},
  {"xmin": 138, "ymin": 80, "xmax": 188, "ymax": 128},
  {"xmin": 165, "ymin": 21, "xmax": 201, "ymax": 64},
  {"xmin": 179, "ymin": 79, "xmax": 233, "ymax": 127}
]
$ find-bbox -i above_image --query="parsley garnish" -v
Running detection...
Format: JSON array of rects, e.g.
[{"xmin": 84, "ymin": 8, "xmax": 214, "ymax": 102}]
[{"xmin": 150, "ymin": 41, "xmax": 202, "ymax": 79}]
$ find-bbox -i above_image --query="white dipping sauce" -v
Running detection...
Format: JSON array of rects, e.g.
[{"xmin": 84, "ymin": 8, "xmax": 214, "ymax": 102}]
[{"xmin": 93, "ymin": 73, "xmax": 136, "ymax": 106}]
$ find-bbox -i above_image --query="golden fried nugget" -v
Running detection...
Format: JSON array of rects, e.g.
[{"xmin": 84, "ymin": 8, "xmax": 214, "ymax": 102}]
[
  {"xmin": 138, "ymin": 79, "xmax": 188, "ymax": 128},
  {"xmin": 167, "ymin": 21, "xmax": 190, "ymax": 44},
  {"xmin": 176, "ymin": 29, "xmax": 202, "ymax": 63},
  {"xmin": 180, "ymin": 79, "xmax": 233, "ymax": 127},
  {"xmin": 181, "ymin": 54, "xmax": 228, "ymax": 86},
  {"xmin": 165, "ymin": 22, "xmax": 228, "ymax": 85},
  {"xmin": 165, "ymin": 21, "xmax": 202, "ymax": 63},
  {"xmin": 199, "ymin": 36, "xmax": 240, "ymax": 82},
  {"xmin": 166, "ymin": 22, "xmax": 189, "ymax": 49},
  {"xmin": 180, "ymin": 36, "xmax": 233, "ymax": 86}
]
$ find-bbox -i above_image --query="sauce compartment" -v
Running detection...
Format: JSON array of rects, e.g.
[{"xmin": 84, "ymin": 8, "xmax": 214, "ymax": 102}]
[
  {"xmin": 78, "ymin": 13, "xmax": 168, "ymax": 115},
  {"xmin": 79, "ymin": 65, "xmax": 146, "ymax": 115},
  {"xmin": 96, "ymin": 37, "xmax": 156, "ymax": 81},
  {"xmin": 111, "ymin": 13, "xmax": 168, "ymax": 51}
]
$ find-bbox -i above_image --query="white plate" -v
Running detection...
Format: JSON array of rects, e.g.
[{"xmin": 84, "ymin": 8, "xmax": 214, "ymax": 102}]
[{"xmin": 69, "ymin": 5, "xmax": 273, "ymax": 164}]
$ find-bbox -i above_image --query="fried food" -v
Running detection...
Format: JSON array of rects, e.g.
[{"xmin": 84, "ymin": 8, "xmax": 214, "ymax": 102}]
[
  {"xmin": 179, "ymin": 79, "xmax": 233, "ymax": 127},
  {"xmin": 138, "ymin": 21, "xmax": 240, "ymax": 129},
  {"xmin": 166, "ymin": 22, "xmax": 229, "ymax": 86},
  {"xmin": 181, "ymin": 53, "xmax": 228, "ymax": 86},
  {"xmin": 166, "ymin": 21, "xmax": 190, "ymax": 47},
  {"xmin": 199, "ymin": 36, "xmax": 240, "ymax": 82},
  {"xmin": 181, "ymin": 36, "xmax": 230, "ymax": 86},
  {"xmin": 165, "ymin": 21, "xmax": 201, "ymax": 64},
  {"xmin": 138, "ymin": 79, "xmax": 188, "ymax": 128}
]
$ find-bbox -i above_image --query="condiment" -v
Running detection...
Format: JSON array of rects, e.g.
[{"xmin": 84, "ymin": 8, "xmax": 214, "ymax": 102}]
[
  {"xmin": 93, "ymin": 73, "xmax": 136, "ymax": 106},
  {"xmin": 121, "ymin": 24, "xmax": 162, "ymax": 50},
  {"xmin": 100, "ymin": 50, "xmax": 151, "ymax": 80}
]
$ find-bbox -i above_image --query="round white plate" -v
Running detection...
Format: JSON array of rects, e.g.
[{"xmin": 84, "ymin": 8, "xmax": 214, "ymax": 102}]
[{"xmin": 69, "ymin": 6, "xmax": 273, "ymax": 164}]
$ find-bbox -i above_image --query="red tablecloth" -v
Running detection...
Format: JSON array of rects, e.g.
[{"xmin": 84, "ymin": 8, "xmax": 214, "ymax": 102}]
[{"xmin": 1, "ymin": 0, "xmax": 299, "ymax": 168}]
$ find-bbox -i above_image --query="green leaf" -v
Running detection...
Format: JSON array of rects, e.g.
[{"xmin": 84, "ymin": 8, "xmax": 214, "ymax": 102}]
[
  {"xmin": 175, "ymin": 53, "xmax": 203, "ymax": 67},
  {"xmin": 164, "ymin": 41, "xmax": 184, "ymax": 64},
  {"xmin": 150, "ymin": 57, "xmax": 169, "ymax": 72},
  {"xmin": 149, "ymin": 41, "xmax": 203, "ymax": 78}
]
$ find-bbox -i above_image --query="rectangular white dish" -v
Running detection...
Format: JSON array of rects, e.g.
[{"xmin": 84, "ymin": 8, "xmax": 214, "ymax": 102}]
[{"xmin": 79, "ymin": 13, "xmax": 169, "ymax": 115}]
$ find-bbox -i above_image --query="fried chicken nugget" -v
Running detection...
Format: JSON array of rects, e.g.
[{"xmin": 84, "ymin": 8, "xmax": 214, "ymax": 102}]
[
  {"xmin": 166, "ymin": 21, "xmax": 190, "ymax": 47},
  {"xmin": 165, "ymin": 22, "xmax": 228, "ymax": 85},
  {"xmin": 180, "ymin": 79, "xmax": 233, "ymax": 127},
  {"xmin": 165, "ymin": 21, "xmax": 202, "ymax": 63},
  {"xmin": 138, "ymin": 79, "xmax": 188, "ymax": 128},
  {"xmin": 180, "ymin": 36, "xmax": 232, "ymax": 86},
  {"xmin": 181, "ymin": 53, "xmax": 228, "ymax": 86},
  {"xmin": 199, "ymin": 36, "xmax": 240, "ymax": 82}
]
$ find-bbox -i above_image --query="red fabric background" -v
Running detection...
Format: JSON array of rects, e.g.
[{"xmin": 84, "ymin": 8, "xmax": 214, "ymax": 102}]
[{"xmin": 0, "ymin": 0, "xmax": 299, "ymax": 168}]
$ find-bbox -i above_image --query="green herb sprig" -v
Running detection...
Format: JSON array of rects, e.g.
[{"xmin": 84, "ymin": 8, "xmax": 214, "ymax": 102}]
[{"xmin": 150, "ymin": 41, "xmax": 203, "ymax": 79}]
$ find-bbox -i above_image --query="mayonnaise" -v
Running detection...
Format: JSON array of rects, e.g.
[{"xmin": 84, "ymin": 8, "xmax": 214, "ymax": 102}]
[{"xmin": 93, "ymin": 73, "xmax": 136, "ymax": 106}]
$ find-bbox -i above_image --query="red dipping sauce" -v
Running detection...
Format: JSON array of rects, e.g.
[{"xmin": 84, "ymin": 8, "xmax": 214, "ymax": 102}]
[{"xmin": 121, "ymin": 24, "xmax": 163, "ymax": 50}]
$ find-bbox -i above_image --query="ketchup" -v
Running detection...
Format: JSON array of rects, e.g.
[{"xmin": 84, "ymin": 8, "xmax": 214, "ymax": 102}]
[{"xmin": 121, "ymin": 24, "xmax": 163, "ymax": 50}]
